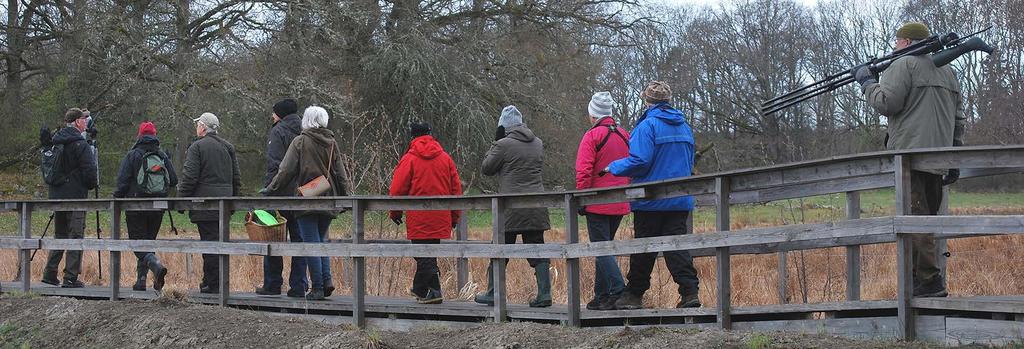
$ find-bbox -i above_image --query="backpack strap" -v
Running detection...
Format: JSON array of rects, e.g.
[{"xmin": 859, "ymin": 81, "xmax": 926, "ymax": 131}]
[{"xmin": 594, "ymin": 124, "xmax": 628, "ymax": 152}]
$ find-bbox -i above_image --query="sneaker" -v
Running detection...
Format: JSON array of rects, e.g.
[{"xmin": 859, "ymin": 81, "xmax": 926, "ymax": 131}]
[
  {"xmin": 676, "ymin": 292, "xmax": 701, "ymax": 308},
  {"xmin": 255, "ymin": 286, "xmax": 282, "ymax": 296},
  {"xmin": 913, "ymin": 277, "xmax": 948, "ymax": 298},
  {"xmin": 306, "ymin": 288, "xmax": 326, "ymax": 301},
  {"xmin": 152, "ymin": 266, "xmax": 168, "ymax": 292},
  {"xmin": 586, "ymin": 296, "xmax": 607, "ymax": 310},
  {"xmin": 41, "ymin": 275, "xmax": 60, "ymax": 286},
  {"xmin": 61, "ymin": 279, "xmax": 84, "ymax": 288},
  {"xmin": 598, "ymin": 294, "xmax": 620, "ymax": 311},
  {"xmin": 416, "ymin": 289, "xmax": 443, "ymax": 304},
  {"xmin": 614, "ymin": 291, "xmax": 644, "ymax": 310},
  {"xmin": 286, "ymin": 288, "xmax": 306, "ymax": 298}
]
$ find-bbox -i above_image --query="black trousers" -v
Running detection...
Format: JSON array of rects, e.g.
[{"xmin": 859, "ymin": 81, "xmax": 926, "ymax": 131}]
[
  {"xmin": 910, "ymin": 171, "xmax": 943, "ymax": 284},
  {"xmin": 625, "ymin": 211, "xmax": 699, "ymax": 296},
  {"xmin": 505, "ymin": 230, "xmax": 547, "ymax": 267},
  {"xmin": 195, "ymin": 221, "xmax": 220, "ymax": 288},
  {"xmin": 411, "ymin": 239, "xmax": 441, "ymax": 297},
  {"xmin": 126, "ymin": 211, "xmax": 163, "ymax": 261},
  {"xmin": 44, "ymin": 211, "xmax": 86, "ymax": 281}
]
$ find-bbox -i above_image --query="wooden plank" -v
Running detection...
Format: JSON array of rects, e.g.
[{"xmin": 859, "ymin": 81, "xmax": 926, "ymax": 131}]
[
  {"xmin": 20, "ymin": 203, "xmax": 32, "ymax": 293},
  {"xmin": 913, "ymin": 296, "xmax": 1024, "ymax": 314},
  {"xmin": 715, "ymin": 177, "xmax": 731, "ymax": 330},
  {"xmin": 936, "ymin": 188, "xmax": 949, "ymax": 283},
  {"xmin": 895, "ymin": 155, "xmax": 915, "ymax": 341},
  {"xmin": 38, "ymin": 238, "xmax": 269, "ymax": 255},
  {"xmin": 109, "ymin": 202, "xmax": 122, "ymax": 301},
  {"xmin": 911, "ymin": 149, "xmax": 1024, "ymax": 170},
  {"xmin": 492, "ymin": 197, "xmax": 507, "ymax": 322},
  {"xmin": 268, "ymin": 241, "xmax": 565, "ymax": 258},
  {"xmin": 565, "ymin": 217, "xmax": 895, "ymax": 258},
  {"xmin": 564, "ymin": 194, "xmax": 581, "ymax": 327},
  {"xmin": 579, "ymin": 307, "xmax": 717, "ymax": 319},
  {"xmin": 945, "ymin": 317, "xmax": 1024, "ymax": 346},
  {"xmin": 695, "ymin": 173, "xmax": 894, "ymax": 206},
  {"xmin": 456, "ymin": 214, "xmax": 469, "ymax": 292},
  {"xmin": 730, "ymin": 157, "xmax": 893, "ymax": 192},
  {"xmin": 352, "ymin": 200, "xmax": 366, "ymax": 329},
  {"xmin": 218, "ymin": 200, "xmax": 231, "ymax": 307},
  {"xmin": 732, "ymin": 300, "xmax": 896, "ymax": 315},
  {"xmin": 846, "ymin": 191, "xmax": 862, "ymax": 301},
  {"xmin": 575, "ymin": 178, "xmax": 714, "ymax": 207},
  {"xmin": 0, "ymin": 238, "xmax": 39, "ymax": 249},
  {"xmin": 896, "ymin": 215, "xmax": 1024, "ymax": 235},
  {"xmin": 777, "ymin": 251, "xmax": 787, "ymax": 304},
  {"xmin": 732, "ymin": 315, "xmax": 945, "ymax": 341}
]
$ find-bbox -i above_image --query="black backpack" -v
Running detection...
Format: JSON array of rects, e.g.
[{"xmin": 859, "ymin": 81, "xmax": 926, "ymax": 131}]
[{"xmin": 40, "ymin": 144, "xmax": 67, "ymax": 186}]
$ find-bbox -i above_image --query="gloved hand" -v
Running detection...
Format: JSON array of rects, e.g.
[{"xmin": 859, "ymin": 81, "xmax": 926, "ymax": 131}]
[
  {"xmin": 391, "ymin": 216, "xmax": 403, "ymax": 225},
  {"xmin": 86, "ymin": 127, "xmax": 98, "ymax": 140},
  {"xmin": 942, "ymin": 169, "xmax": 960, "ymax": 186},
  {"xmin": 495, "ymin": 126, "xmax": 506, "ymax": 141},
  {"xmin": 853, "ymin": 63, "xmax": 878, "ymax": 88},
  {"xmin": 577, "ymin": 206, "xmax": 587, "ymax": 216}
]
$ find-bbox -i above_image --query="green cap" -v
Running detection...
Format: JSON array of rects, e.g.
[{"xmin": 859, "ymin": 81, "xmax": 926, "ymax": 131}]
[{"xmin": 896, "ymin": 22, "xmax": 930, "ymax": 40}]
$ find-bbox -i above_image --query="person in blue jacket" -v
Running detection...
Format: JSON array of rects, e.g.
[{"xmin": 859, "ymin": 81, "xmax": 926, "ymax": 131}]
[{"xmin": 605, "ymin": 81, "xmax": 701, "ymax": 310}]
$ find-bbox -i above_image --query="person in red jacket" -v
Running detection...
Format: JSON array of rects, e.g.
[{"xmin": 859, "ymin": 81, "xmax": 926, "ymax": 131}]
[
  {"xmin": 389, "ymin": 122, "xmax": 463, "ymax": 304},
  {"xmin": 576, "ymin": 91, "xmax": 631, "ymax": 310}
]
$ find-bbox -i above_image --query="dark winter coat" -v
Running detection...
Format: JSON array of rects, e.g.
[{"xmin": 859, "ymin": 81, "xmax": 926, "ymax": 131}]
[
  {"xmin": 113, "ymin": 135, "xmax": 179, "ymax": 198},
  {"xmin": 264, "ymin": 113, "xmax": 302, "ymax": 191},
  {"xmin": 481, "ymin": 124, "xmax": 551, "ymax": 233},
  {"xmin": 48, "ymin": 126, "xmax": 99, "ymax": 199},
  {"xmin": 178, "ymin": 132, "xmax": 242, "ymax": 222},
  {"xmin": 266, "ymin": 127, "xmax": 348, "ymax": 218},
  {"xmin": 388, "ymin": 135, "xmax": 463, "ymax": 240}
]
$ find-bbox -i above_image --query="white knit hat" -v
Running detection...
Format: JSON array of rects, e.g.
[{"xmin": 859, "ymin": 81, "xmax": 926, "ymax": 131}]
[
  {"xmin": 588, "ymin": 91, "xmax": 614, "ymax": 118},
  {"xmin": 498, "ymin": 105, "xmax": 523, "ymax": 128}
]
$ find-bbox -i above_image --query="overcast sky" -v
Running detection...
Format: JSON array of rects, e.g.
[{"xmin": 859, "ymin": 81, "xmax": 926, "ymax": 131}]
[{"xmin": 659, "ymin": 0, "xmax": 819, "ymax": 7}]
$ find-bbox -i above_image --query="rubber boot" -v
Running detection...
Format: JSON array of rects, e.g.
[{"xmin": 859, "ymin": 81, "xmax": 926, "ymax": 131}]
[
  {"xmin": 146, "ymin": 253, "xmax": 168, "ymax": 291},
  {"xmin": 474, "ymin": 262, "xmax": 495, "ymax": 305},
  {"xmin": 529, "ymin": 262, "xmax": 552, "ymax": 308},
  {"xmin": 133, "ymin": 260, "xmax": 148, "ymax": 291}
]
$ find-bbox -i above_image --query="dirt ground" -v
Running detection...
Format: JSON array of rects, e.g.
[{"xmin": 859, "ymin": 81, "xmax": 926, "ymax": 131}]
[{"xmin": 0, "ymin": 294, "xmax": 976, "ymax": 349}]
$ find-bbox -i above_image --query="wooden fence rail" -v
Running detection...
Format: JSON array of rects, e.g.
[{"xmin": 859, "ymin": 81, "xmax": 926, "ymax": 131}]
[{"xmin": 1, "ymin": 146, "xmax": 1023, "ymax": 341}]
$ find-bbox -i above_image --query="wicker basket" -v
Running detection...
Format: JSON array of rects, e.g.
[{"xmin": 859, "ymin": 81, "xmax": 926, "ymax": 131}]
[{"xmin": 245, "ymin": 211, "xmax": 287, "ymax": 242}]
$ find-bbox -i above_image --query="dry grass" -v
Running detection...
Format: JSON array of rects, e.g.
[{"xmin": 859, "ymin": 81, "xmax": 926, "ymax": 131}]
[{"xmin": 3, "ymin": 206, "xmax": 1024, "ymax": 308}]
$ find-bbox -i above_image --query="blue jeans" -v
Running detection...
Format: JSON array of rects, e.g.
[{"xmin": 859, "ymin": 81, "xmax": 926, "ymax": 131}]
[
  {"xmin": 585, "ymin": 213, "xmax": 625, "ymax": 299},
  {"xmin": 297, "ymin": 215, "xmax": 334, "ymax": 289},
  {"xmin": 262, "ymin": 212, "xmax": 308, "ymax": 291}
]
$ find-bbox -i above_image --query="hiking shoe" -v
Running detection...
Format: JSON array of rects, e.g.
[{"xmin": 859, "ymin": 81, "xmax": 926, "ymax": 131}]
[
  {"xmin": 598, "ymin": 295, "xmax": 620, "ymax": 311},
  {"xmin": 41, "ymin": 275, "xmax": 60, "ymax": 286},
  {"xmin": 913, "ymin": 278, "xmax": 948, "ymax": 298},
  {"xmin": 676, "ymin": 292, "xmax": 701, "ymax": 308},
  {"xmin": 152, "ymin": 266, "xmax": 168, "ymax": 292},
  {"xmin": 306, "ymin": 288, "xmax": 326, "ymax": 301},
  {"xmin": 614, "ymin": 291, "xmax": 644, "ymax": 310},
  {"xmin": 586, "ymin": 296, "xmax": 607, "ymax": 310},
  {"xmin": 256, "ymin": 286, "xmax": 282, "ymax": 296},
  {"xmin": 287, "ymin": 288, "xmax": 305, "ymax": 298},
  {"xmin": 132, "ymin": 280, "xmax": 147, "ymax": 291},
  {"xmin": 474, "ymin": 289, "xmax": 495, "ymax": 306},
  {"xmin": 324, "ymin": 284, "xmax": 335, "ymax": 298},
  {"xmin": 199, "ymin": 285, "xmax": 219, "ymax": 294},
  {"xmin": 61, "ymin": 279, "xmax": 84, "ymax": 288},
  {"xmin": 417, "ymin": 289, "xmax": 443, "ymax": 304}
]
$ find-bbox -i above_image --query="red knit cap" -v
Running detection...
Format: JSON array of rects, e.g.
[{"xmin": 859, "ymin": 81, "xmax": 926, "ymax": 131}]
[{"xmin": 137, "ymin": 121, "xmax": 157, "ymax": 138}]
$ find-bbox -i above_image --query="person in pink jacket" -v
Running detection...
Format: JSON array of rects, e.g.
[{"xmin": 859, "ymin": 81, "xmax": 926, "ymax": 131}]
[{"xmin": 575, "ymin": 91, "xmax": 631, "ymax": 310}]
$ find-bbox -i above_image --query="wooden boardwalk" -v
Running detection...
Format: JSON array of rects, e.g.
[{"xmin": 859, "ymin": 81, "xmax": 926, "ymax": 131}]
[{"xmin": 3, "ymin": 145, "xmax": 1024, "ymax": 345}]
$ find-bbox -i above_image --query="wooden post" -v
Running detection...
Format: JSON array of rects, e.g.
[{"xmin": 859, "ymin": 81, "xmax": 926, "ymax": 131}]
[
  {"xmin": 456, "ymin": 213, "xmax": 469, "ymax": 291},
  {"xmin": 894, "ymin": 155, "xmax": 915, "ymax": 340},
  {"xmin": 777, "ymin": 251, "xmax": 787, "ymax": 304},
  {"xmin": 491, "ymin": 197, "xmax": 507, "ymax": 322},
  {"xmin": 352, "ymin": 200, "xmax": 367, "ymax": 328},
  {"xmin": 20, "ymin": 203, "xmax": 32, "ymax": 293},
  {"xmin": 218, "ymin": 200, "xmax": 231, "ymax": 307},
  {"xmin": 846, "ymin": 191, "xmax": 862, "ymax": 301},
  {"xmin": 109, "ymin": 202, "xmax": 122, "ymax": 301},
  {"xmin": 564, "ymin": 194, "xmax": 582, "ymax": 327},
  {"xmin": 715, "ymin": 177, "xmax": 731, "ymax": 330}
]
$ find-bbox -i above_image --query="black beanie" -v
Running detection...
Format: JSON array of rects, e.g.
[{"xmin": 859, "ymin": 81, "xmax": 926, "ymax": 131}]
[
  {"xmin": 410, "ymin": 121, "xmax": 431, "ymax": 138},
  {"xmin": 273, "ymin": 99, "xmax": 298, "ymax": 117}
]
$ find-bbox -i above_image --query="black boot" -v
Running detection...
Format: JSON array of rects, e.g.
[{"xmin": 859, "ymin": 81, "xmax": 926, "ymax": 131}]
[
  {"xmin": 529, "ymin": 262, "xmax": 552, "ymax": 308},
  {"xmin": 306, "ymin": 288, "xmax": 326, "ymax": 301},
  {"xmin": 145, "ymin": 253, "xmax": 168, "ymax": 292},
  {"xmin": 133, "ymin": 263, "xmax": 147, "ymax": 291},
  {"xmin": 474, "ymin": 262, "xmax": 495, "ymax": 305}
]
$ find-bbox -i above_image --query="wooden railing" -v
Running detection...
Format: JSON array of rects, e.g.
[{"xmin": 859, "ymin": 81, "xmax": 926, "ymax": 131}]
[{"xmin": 2, "ymin": 145, "xmax": 1023, "ymax": 339}]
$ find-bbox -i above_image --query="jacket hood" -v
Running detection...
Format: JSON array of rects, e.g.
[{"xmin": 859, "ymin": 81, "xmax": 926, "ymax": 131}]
[
  {"xmin": 133, "ymin": 135, "xmax": 160, "ymax": 149},
  {"xmin": 277, "ymin": 114, "xmax": 302, "ymax": 135},
  {"xmin": 505, "ymin": 124, "xmax": 536, "ymax": 142},
  {"xmin": 644, "ymin": 103, "xmax": 685, "ymax": 125},
  {"xmin": 302, "ymin": 127, "xmax": 336, "ymax": 146},
  {"xmin": 592, "ymin": 116, "xmax": 617, "ymax": 128},
  {"xmin": 51, "ymin": 126, "xmax": 85, "ymax": 145},
  {"xmin": 408, "ymin": 135, "xmax": 443, "ymax": 160}
]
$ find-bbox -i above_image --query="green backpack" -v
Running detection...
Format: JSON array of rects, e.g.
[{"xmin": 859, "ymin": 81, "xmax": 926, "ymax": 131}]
[{"xmin": 136, "ymin": 151, "xmax": 169, "ymax": 196}]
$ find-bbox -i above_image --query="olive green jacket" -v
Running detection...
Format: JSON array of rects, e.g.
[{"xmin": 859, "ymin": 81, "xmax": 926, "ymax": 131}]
[{"xmin": 863, "ymin": 54, "xmax": 966, "ymax": 174}]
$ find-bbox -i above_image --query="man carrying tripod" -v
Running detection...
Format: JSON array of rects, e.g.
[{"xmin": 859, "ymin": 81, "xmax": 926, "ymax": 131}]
[
  {"xmin": 853, "ymin": 22, "xmax": 967, "ymax": 298},
  {"xmin": 40, "ymin": 108, "xmax": 99, "ymax": 288}
]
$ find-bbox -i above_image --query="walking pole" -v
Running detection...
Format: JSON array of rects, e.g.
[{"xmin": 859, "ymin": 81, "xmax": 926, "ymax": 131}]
[
  {"xmin": 167, "ymin": 210, "xmax": 179, "ymax": 235},
  {"xmin": 29, "ymin": 213, "xmax": 56, "ymax": 261}
]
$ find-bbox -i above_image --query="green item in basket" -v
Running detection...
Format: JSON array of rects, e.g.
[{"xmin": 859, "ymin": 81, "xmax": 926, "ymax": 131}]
[{"xmin": 253, "ymin": 210, "xmax": 278, "ymax": 226}]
